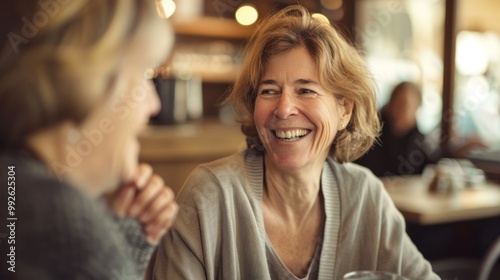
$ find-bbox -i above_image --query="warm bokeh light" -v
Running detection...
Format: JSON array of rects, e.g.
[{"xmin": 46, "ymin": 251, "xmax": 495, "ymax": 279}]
[
  {"xmin": 312, "ymin": 13, "xmax": 330, "ymax": 24},
  {"xmin": 157, "ymin": 0, "xmax": 176, "ymax": 18},
  {"xmin": 456, "ymin": 31, "xmax": 488, "ymax": 76},
  {"xmin": 235, "ymin": 5, "xmax": 258, "ymax": 26},
  {"xmin": 320, "ymin": 0, "xmax": 343, "ymax": 10}
]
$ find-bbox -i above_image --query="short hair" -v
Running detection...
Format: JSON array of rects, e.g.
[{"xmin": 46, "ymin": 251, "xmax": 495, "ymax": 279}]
[
  {"xmin": 0, "ymin": 0, "xmax": 170, "ymax": 150},
  {"xmin": 225, "ymin": 5, "xmax": 380, "ymax": 162}
]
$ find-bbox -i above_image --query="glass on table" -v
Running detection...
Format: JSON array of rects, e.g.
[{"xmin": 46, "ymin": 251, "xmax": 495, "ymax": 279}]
[{"xmin": 343, "ymin": 271, "xmax": 409, "ymax": 280}]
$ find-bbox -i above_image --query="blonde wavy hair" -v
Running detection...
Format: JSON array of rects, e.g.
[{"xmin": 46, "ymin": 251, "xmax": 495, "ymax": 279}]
[
  {"xmin": 0, "ymin": 0, "xmax": 170, "ymax": 150},
  {"xmin": 225, "ymin": 5, "xmax": 380, "ymax": 162}
]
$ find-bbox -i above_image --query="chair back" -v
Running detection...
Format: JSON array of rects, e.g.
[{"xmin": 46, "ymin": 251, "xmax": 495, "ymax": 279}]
[{"xmin": 478, "ymin": 236, "xmax": 500, "ymax": 280}]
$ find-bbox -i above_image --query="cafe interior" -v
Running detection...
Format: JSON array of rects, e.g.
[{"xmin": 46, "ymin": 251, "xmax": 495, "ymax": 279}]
[{"xmin": 143, "ymin": 0, "xmax": 500, "ymax": 278}]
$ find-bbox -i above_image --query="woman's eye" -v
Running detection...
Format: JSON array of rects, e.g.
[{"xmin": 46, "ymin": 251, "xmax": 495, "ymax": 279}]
[{"xmin": 260, "ymin": 89, "xmax": 278, "ymax": 95}]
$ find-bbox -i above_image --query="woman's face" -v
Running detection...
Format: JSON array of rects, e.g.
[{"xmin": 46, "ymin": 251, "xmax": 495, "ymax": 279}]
[{"xmin": 254, "ymin": 46, "xmax": 352, "ymax": 171}]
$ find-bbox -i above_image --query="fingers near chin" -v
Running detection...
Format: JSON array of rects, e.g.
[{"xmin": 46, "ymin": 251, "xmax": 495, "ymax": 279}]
[
  {"xmin": 135, "ymin": 163, "xmax": 154, "ymax": 189},
  {"xmin": 145, "ymin": 202, "xmax": 178, "ymax": 237},
  {"xmin": 139, "ymin": 187, "xmax": 175, "ymax": 223},
  {"xmin": 128, "ymin": 175, "xmax": 164, "ymax": 217}
]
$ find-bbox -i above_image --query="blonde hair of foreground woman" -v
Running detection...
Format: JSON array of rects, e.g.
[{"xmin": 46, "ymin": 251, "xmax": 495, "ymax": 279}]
[
  {"xmin": 0, "ymin": 0, "xmax": 171, "ymax": 151},
  {"xmin": 226, "ymin": 5, "xmax": 380, "ymax": 162}
]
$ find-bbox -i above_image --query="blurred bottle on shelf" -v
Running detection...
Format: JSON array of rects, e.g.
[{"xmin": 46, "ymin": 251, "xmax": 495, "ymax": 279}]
[{"xmin": 150, "ymin": 67, "xmax": 203, "ymax": 125}]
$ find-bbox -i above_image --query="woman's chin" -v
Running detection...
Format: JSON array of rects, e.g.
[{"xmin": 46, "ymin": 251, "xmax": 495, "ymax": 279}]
[{"xmin": 268, "ymin": 154, "xmax": 307, "ymax": 170}]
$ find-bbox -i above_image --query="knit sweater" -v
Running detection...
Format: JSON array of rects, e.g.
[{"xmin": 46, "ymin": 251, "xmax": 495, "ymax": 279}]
[
  {"xmin": 153, "ymin": 150, "xmax": 440, "ymax": 280},
  {"xmin": 0, "ymin": 153, "xmax": 154, "ymax": 280}
]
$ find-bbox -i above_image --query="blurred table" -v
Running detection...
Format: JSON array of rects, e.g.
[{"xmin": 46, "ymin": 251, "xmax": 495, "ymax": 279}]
[{"xmin": 382, "ymin": 176, "xmax": 500, "ymax": 225}]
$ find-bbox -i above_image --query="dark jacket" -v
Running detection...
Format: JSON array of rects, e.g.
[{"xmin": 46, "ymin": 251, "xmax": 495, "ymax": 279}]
[{"xmin": 355, "ymin": 110, "xmax": 439, "ymax": 177}]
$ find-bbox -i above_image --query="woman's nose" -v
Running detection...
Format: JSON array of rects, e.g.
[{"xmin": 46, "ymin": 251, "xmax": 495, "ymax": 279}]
[{"xmin": 274, "ymin": 91, "xmax": 298, "ymax": 119}]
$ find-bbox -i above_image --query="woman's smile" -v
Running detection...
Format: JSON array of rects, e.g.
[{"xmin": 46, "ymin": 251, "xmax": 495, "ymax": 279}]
[{"xmin": 272, "ymin": 128, "xmax": 311, "ymax": 141}]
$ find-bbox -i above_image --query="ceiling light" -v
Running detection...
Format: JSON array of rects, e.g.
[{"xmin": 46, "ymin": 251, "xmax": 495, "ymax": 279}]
[{"xmin": 235, "ymin": 5, "xmax": 258, "ymax": 26}]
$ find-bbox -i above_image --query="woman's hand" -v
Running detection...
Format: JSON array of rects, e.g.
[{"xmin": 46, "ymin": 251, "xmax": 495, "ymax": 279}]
[{"xmin": 107, "ymin": 164, "xmax": 179, "ymax": 245}]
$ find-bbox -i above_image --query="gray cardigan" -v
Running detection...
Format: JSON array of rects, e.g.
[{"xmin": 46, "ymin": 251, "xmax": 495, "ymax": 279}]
[{"xmin": 153, "ymin": 150, "xmax": 440, "ymax": 280}]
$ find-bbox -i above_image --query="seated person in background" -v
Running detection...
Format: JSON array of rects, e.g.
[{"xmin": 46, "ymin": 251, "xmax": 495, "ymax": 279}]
[
  {"xmin": 355, "ymin": 82, "xmax": 440, "ymax": 177},
  {"xmin": 153, "ymin": 6, "xmax": 439, "ymax": 280},
  {"xmin": 0, "ymin": 0, "xmax": 178, "ymax": 279},
  {"xmin": 355, "ymin": 82, "xmax": 488, "ymax": 177}
]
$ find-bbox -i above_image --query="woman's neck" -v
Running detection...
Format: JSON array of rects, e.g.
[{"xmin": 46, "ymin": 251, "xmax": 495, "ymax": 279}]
[{"xmin": 262, "ymin": 156, "xmax": 324, "ymax": 227}]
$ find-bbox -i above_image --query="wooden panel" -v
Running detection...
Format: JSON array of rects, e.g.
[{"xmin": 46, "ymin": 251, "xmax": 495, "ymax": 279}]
[
  {"xmin": 441, "ymin": 0, "xmax": 457, "ymax": 149},
  {"xmin": 458, "ymin": 0, "xmax": 500, "ymax": 32},
  {"xmin": 172, "ymin": 16, "xmax": 254, "ymax": 39}
]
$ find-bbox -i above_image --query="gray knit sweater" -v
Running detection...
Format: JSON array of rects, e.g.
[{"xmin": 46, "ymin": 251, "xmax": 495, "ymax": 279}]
[
  {"xmin": 153, "ymin": 150, "xmax": 440, "ymax": 280},
  {"xmin": 0, "ymin": 153, "xmax": 154, "ymax": 280}
]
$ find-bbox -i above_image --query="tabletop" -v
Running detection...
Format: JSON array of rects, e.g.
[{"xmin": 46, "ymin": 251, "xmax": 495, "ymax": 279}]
[{"xmin": 382, "ymin": 176, "xmax": 500, "ymax": 225}]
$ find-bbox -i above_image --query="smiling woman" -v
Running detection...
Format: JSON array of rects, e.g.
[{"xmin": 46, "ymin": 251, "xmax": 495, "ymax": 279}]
[
  {"xmin": 153, "ymin": 5, "xmax": 440, "ymax": 280},
  {"xmin": 254, "ymin": 46, "xmax": 351, "ymax": 172}
]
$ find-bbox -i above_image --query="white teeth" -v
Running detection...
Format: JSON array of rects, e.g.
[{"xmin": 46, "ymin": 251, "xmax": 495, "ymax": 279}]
[{"xmin": 275, "ymin": 129, "xmax": 309, "ymax": 140}]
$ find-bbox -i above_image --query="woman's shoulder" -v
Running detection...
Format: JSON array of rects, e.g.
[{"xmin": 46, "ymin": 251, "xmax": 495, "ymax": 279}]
[
  {"xmin": 178, "ymin": 151, "xmax": 250, "ymax": 197},
  {"xmin": 326, "ymin": 158, "xmax": 385, "ymax": 196},
  {"xmin": 173, "ymin": 151, "xmax": 263, "ymax": 246},
  {"xmin": 325, "ymin": 159, "xmax": 395, "ymax": 221},
  {"xmin": 328, "ymin": 158, "xmax": 380, "ymax": 182},
  {"xmin": 200, "ymin": 151, "xmax": 248, "ymax": 176}
]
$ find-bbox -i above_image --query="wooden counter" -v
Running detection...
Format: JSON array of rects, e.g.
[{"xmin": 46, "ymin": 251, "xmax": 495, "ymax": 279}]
[{"xmin": 138, "ymin": 120, "xmax": 246, "ymax": 195}]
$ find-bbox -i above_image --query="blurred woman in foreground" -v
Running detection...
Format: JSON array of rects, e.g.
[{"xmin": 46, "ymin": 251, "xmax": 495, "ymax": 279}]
[{"xmin": 0, "ymin": 0, "xmax": 177, "ymax": 279}]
